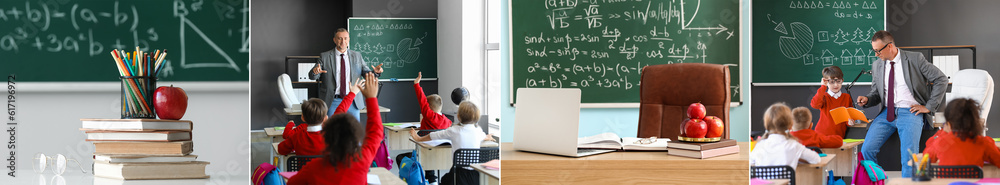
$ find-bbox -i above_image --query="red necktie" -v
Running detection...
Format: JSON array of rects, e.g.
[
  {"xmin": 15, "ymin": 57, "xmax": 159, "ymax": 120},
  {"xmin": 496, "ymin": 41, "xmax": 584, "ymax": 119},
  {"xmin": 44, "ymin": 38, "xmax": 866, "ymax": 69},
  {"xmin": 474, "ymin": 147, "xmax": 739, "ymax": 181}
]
[
  {"xmin": 887, "ymin": 61, "xmax": 896, "ymax": 122},
  {"xmin": 340, "ymin": 54, "xmax": 348, "ymax": 97}
]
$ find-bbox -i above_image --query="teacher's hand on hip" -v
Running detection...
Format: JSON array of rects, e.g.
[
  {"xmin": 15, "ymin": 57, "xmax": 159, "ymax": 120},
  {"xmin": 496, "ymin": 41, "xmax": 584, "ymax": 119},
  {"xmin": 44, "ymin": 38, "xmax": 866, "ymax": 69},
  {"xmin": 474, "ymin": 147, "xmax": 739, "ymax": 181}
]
[{"xmin": 910, "ymin": 105, "xmax": 930, "ymax": 115}]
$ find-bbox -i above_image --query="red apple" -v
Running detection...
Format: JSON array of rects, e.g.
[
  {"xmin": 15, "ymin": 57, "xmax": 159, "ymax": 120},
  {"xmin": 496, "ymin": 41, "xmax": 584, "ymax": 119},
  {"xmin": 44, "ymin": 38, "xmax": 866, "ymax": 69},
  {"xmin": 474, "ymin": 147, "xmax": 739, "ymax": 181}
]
[
  {"xmin": 683, "ymin": 119, "xmax": 708, "ymax": 138},
  {"xmin": 704, "ymin": 116, "xmax": 724, "ymax": 138},
  {"xmin": 154, "ymin": 85, "xmax": 188, "ymax": 120},
  {"xmin": 687, "ymin": 103, "xmax": 706, "ymax": 119}
]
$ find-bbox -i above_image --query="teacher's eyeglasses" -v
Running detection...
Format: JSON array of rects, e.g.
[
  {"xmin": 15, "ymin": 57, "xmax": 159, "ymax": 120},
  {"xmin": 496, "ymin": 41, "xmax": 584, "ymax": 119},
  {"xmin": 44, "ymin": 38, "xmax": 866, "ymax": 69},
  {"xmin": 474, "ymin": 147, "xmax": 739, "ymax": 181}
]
[
  {"xmin": 873, "ymin": 42, "xmax": 893, "ymax": 54},
  {"xmin": 33, "ymin": 153, "xmax": 87, "ymax": 175}
]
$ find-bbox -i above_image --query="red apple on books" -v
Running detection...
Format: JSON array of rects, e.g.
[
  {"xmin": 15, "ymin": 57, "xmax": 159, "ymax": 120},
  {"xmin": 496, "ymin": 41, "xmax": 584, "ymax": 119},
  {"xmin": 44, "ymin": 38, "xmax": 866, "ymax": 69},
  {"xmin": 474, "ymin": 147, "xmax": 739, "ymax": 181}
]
[
  {"xmin": 682, "ymin": 118, "xmax": 708, "ymax": 138},
  {"xmin": 154, "ymin": 85, "xmax": 188, "ymax": 120},
  {"xmin": 704, "ymin": 116, "xmax": 724, "ymax": 138},
  {"xmin": 687, "ymin": 103, "xmax": 706, "ymax": 119}
]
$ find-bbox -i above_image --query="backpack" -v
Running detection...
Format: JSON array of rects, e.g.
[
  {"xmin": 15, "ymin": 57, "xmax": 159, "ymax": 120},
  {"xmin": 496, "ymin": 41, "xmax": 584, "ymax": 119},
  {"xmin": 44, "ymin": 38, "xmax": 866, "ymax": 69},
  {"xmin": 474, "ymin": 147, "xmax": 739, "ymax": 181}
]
[
  {"xmin": 398, "ymin": 150, "xmax": 427, "ymax": 185},
  {"xmin": 853, "ymin": 152, "xmax": 886, "ymax": 185},
  {"xmin": 374, "ymin": 140, "xmax": 394, "ymax": 170},
  {"xmin": 252, "ymin": 163, "xmax": 286, "ymax": 185}
]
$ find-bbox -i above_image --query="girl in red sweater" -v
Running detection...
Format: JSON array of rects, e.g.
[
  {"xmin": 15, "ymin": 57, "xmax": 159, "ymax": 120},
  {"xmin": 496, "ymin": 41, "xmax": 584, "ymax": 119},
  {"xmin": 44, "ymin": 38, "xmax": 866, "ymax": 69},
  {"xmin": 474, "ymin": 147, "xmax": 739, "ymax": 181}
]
[
  {"xmin": 288, "ymin": 72, "xmax": 384, "ymax": 185},
  {"xmin": 923, "ymin": 98, "xmax": 1000, "ymax": 167}
]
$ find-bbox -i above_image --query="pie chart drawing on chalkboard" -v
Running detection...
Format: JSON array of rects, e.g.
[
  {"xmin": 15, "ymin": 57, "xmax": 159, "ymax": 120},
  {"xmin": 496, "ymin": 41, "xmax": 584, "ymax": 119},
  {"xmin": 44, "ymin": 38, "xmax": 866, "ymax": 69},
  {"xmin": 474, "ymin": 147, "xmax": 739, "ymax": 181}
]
[{"xmin": 778, "ymin": 22, "xmax": 814, "ymax": 60}]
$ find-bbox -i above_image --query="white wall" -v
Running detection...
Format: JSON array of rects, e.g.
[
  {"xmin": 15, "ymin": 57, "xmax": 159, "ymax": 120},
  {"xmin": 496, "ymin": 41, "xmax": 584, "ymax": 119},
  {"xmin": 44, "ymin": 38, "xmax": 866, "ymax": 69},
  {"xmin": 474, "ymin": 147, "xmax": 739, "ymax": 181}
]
[
  {"xmin": 13, "ymin": 83, "xmax": 249, "ymax": 180},
  {"xmin": 438, "ymin": 0, "xmax": 487, "ymax": 113}
]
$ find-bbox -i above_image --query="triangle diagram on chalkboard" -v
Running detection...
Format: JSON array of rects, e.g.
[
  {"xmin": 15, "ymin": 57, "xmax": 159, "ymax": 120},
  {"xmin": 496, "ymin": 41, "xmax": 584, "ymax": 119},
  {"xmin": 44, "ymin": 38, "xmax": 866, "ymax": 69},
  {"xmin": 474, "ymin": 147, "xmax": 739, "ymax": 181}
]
[
  {"xmin": 179, "ymin": 17, "xmax": 240, "ymax": 72},
  {"xmin": 774, "ymin": 22, "xmax": 788, "ymax": 35}
]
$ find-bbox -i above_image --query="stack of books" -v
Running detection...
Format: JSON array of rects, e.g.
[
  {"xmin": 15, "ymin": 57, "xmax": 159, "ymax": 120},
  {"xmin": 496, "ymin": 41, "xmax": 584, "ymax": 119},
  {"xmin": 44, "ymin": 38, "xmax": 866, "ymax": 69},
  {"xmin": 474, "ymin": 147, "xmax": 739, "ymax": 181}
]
[
  {"xmin": 81, "ymin": 119, "xmax": 209, "ymax": 180},
  {"xmin": 667, "ymin": 139, "xmax": 740, "ymax": 159}
]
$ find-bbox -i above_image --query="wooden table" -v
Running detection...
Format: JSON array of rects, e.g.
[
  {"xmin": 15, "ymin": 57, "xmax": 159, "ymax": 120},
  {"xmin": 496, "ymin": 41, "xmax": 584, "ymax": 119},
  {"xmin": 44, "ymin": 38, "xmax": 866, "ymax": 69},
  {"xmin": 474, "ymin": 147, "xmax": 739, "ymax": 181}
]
[
  {"xmin": 384, "ymin": 123, "xmax": 420, "ymax": 151},
  {"xmin": 501, "ymin": 142, "xmax": 749, "ymax": 185},
  {"xmin": 796, "ymin": 154, "xmax": 836, "ymax": 185},
  {"xmin": 471, "ymin": 163, "xmax": 500, "ymax": 185},
  {"xmin": 369, "ymin": 167, "xmax": 407, "ymax": 185},
  {"xmin": 820, "ymin": 141, "xmax": 863, "ymax": 177},
  {"xmin": 410, "ymin": 138, "xmax": 500, "ymax": 171},
  {"xmin": 886, "ymin": 177, "xmax": 980, "ymax": 185}
]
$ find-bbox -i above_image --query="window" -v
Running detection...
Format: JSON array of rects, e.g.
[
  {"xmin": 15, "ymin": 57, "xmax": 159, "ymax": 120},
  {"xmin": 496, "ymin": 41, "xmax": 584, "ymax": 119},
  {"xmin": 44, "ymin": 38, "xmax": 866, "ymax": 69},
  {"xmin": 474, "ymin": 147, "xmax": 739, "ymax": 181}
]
[{"xmin": 485, "ymin": 0, "xmax": 501, "ymax": 135}]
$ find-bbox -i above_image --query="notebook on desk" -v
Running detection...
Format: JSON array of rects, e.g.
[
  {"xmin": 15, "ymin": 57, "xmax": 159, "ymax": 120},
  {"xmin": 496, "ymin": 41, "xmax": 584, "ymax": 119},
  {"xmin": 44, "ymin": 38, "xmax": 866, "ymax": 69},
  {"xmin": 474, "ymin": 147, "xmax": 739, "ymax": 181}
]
[{"xmin": 513, "ymin": 88, "xmax": 614, "ymax": 157}]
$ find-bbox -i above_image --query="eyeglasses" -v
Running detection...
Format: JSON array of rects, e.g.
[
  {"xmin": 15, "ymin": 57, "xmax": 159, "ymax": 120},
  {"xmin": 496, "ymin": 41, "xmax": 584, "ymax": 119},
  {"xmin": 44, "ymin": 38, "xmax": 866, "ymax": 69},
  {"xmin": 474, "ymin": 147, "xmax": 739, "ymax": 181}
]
[
  {"xmin": 873, "ymin": 42, "xmax": 893, "ymax": 54},
  {"xmin": 825, "ymin": 79, "xmax": 844, "ymax": 83},
  {"xmin": 633, "ymin": 137, "xmax": 658, "ymax": 145},
  {"xmin": 33, "ymin": 153, "xmax": 87, "ymax": 175}
]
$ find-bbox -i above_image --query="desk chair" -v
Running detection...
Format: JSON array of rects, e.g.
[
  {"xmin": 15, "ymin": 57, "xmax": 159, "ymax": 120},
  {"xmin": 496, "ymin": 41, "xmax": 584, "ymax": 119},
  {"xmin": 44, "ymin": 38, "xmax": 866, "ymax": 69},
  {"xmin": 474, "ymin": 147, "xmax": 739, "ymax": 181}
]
[
  {"xmin": 948, "ymin": 69, "xmax": 994, "ymax": 134},
  {"xmin": 929, "ymin": 165, "xmax": 983, "ymax": 178},
  {"xmin": 449, "ymin": 148, "xmax": 500, "ymax": 185},
  {"xmin": 278, "ymin": 74, "xmax": 302, "ymax": 114},
  {"xmin": 751, "ymin": 165, "xmax": 796, "ymax": 185},
  {"xmin": 286, "ymin": 155, "xmax": 322, "ymax": 171},
  {"xmin": 638, "ymin": 63, "xmax": 731, "ymax": 139}
]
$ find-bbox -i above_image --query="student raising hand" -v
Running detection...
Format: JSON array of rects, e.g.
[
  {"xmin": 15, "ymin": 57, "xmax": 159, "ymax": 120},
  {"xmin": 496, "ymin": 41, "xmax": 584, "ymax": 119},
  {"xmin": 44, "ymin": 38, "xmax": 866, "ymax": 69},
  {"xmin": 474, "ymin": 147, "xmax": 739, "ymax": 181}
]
[
  {"xmin": 350, "ymin": 78, "xmax": 363, "ymax": 94},
  {"xmin": 361, "ymin": 72, "xmax": 379, "ymax": 98},
  {"xmin": 414, "ymin": 72, "xmax": 422, "ymax": 84}
]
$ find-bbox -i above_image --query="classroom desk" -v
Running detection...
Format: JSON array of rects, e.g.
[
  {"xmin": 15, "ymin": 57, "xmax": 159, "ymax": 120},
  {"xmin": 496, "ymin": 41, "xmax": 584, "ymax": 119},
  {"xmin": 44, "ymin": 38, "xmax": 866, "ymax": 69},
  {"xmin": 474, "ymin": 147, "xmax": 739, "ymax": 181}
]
[
  {"xmin": 501, "ymin": 142, "xmax": 749, "ymax": 185},
  {"xmin": 361, "ymin": 106, "xmax": 392, "ymax": 113},
  {"xmin": 820, "ymin": 141, "xmax": 864, "ymax": 177},
  {"xmin": 370, "ymin": 167, "xmax": 408, "ymax": 185},
  {"xmin": 265, "ymin": 127, "xmax": 285, "ymax": 166},
  {"xmin": 764, "ymin": 179, "xmax": 791, "ymax": 185},
  {"xmin": 886, "ymin": 177, "xmax": 980, "ymax": 185},
  {"xmin": 471, "ymin": 163, "xmax": 500, "ymax": 185},
  {"xmin": 410, "ymin": 139, "xmax": 500, "ymax": 171},
  {"xmin": 384, "ymin": 122, "xmax": 420, "ymax": 150},
  {"xmin": 796, "ymin": 154, "xmax": 837, "ymax": 185},
  {"xmin": 272, "ymin": 142, "xmax": 296, "ymax": 171}
]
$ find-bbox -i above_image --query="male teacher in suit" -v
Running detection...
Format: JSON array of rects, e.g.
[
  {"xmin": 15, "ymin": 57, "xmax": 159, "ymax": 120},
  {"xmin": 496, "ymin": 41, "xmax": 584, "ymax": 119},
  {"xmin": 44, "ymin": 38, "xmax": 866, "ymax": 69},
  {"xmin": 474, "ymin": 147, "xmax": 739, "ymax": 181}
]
[
  {"xmin": 310, "ymin": 28, "xmax": 383, "ymax": 120},
  {"xmin": 857, "ymin": 30, "xmax": 947, "ymax": 177}
]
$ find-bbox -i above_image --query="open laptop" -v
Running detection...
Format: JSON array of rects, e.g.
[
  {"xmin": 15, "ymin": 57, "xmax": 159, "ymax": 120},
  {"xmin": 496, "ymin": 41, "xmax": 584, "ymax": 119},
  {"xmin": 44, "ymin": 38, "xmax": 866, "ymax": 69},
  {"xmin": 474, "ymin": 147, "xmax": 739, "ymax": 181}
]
[{"xmin": 513, "ymin": 88, "xmax": 615, "ymax": 157}]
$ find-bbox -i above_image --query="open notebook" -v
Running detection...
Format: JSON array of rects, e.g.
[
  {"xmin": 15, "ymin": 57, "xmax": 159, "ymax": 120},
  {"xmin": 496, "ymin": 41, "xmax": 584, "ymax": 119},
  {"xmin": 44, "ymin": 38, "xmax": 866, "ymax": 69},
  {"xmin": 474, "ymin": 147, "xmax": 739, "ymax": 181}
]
[{"xmin": 578, "ymin": 133, "xmax": 670, "ymax": 151}]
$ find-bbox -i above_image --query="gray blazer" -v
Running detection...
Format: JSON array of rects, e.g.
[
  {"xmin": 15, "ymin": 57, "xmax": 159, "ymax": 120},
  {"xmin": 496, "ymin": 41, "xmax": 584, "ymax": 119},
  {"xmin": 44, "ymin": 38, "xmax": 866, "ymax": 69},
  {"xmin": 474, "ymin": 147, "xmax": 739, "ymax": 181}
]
[
  {"xmin": 862, "ymin": 49, "xmax": 948, "ymax": 124},
  {"xmin": 309, "ymin": 49, "xmax": 379, "ymax": 110}
]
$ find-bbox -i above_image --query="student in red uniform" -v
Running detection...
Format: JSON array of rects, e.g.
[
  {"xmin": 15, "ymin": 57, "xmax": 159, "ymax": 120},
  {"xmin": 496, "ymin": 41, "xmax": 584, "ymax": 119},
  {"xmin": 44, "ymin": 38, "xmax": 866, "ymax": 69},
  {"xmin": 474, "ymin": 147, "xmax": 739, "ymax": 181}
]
[
  {"xmin": 923, "ymin": 98, "xmax": 1000, "ymax": 167},
  {"xmin": 790, "ymin": 107, "xmax": 843, "ymax": 148},
  {"xmin": 278, "ymin": 79, "xmax": 362, "ymax": 156},
  {"xmin": 810, "ymin": 66, "xmax": 854, "ymax": 138},
  {"xmin": 414, "ymin": 72, "xmax": 452, "ymax": 130},
  {"xmin": 287, "ymin": 72, "xmax": 383, "ymax": 185}
]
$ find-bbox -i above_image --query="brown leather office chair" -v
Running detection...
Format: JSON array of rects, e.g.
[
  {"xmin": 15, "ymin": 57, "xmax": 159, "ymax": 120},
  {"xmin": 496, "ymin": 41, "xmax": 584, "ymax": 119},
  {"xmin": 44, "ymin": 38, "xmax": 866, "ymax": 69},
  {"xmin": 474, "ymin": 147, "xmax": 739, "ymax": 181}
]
[{"xmin": 638, "ymin": 63, "xmax": 731, "ymax": 140}]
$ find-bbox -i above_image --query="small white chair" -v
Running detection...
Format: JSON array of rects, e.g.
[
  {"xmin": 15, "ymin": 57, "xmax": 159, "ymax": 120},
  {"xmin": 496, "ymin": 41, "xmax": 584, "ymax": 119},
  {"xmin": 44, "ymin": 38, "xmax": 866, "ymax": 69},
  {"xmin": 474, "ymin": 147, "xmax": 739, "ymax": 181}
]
[
  {"xmin": 947, "ymin": 69, "xmax": 994, "ymax": 134},
  {"xmin": 277, "ymin": 74, "xmax": 302, "ymax": 114}
]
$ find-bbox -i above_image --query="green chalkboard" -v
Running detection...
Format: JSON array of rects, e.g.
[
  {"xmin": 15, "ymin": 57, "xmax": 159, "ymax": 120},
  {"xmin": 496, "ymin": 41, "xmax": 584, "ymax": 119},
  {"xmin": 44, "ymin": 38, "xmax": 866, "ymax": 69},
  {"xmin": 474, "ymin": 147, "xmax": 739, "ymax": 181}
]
[
  {"xmin": 348, "ymin": 18, "xmax": 437, "ymax": 79},
  {"xmin": 510, "ymin": 0, "xmax": 741, "ymax": 104},
  {"xmin": 0, "ymin": 0, "xmax": 248, "ymax": 82},
  {"xmin": 752, "ymin": 0, "xmax": 884, "ymax": 83}
]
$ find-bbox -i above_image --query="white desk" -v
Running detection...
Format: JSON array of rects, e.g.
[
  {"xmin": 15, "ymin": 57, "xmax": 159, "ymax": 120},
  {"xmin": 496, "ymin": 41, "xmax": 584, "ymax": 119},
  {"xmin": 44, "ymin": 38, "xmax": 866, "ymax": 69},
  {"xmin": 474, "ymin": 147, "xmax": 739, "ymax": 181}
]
[
  {"xmin": 795, "ymin": 154, "xmax": 837, "ymax": 185},
  {"xmin": 820, "ymin": 141, "xmax": 864, "ymax": 177},
  {"xmin": 470, "ymin": 163, "xmax": 499, "ymax": 185},
  {"xmin": 9, "ymin": 172, "xmax": 248, "ymax": 185},
  {"xmin": 384, "ymin": 123, "xmax": 420, "ymax": 151},
  {"xmin": 272, "ymin": 142, "xmax": 296, "ymax": 172}
]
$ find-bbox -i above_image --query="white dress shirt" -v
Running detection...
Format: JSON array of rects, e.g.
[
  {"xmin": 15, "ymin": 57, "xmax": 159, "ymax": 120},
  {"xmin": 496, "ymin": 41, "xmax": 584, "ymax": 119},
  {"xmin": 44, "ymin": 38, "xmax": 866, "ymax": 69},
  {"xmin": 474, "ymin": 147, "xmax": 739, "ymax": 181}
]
[
  {"xmin": 430, "ymin": 123, "xmax": 488, "ymax": 156},
  {"xmin": 750, "ymin": 134, "xmax": 821, "ymax": 170},
  {"xmin": 334, "ymin": 50, "xmax": 352, "ymax": 96},
  {"xmin": 827, "ymin": 89, "xmax": 842, "ymax": 99},
  {"xmin": 883, "ymin": 48, "xmax": 919, "ymax": 108}
]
